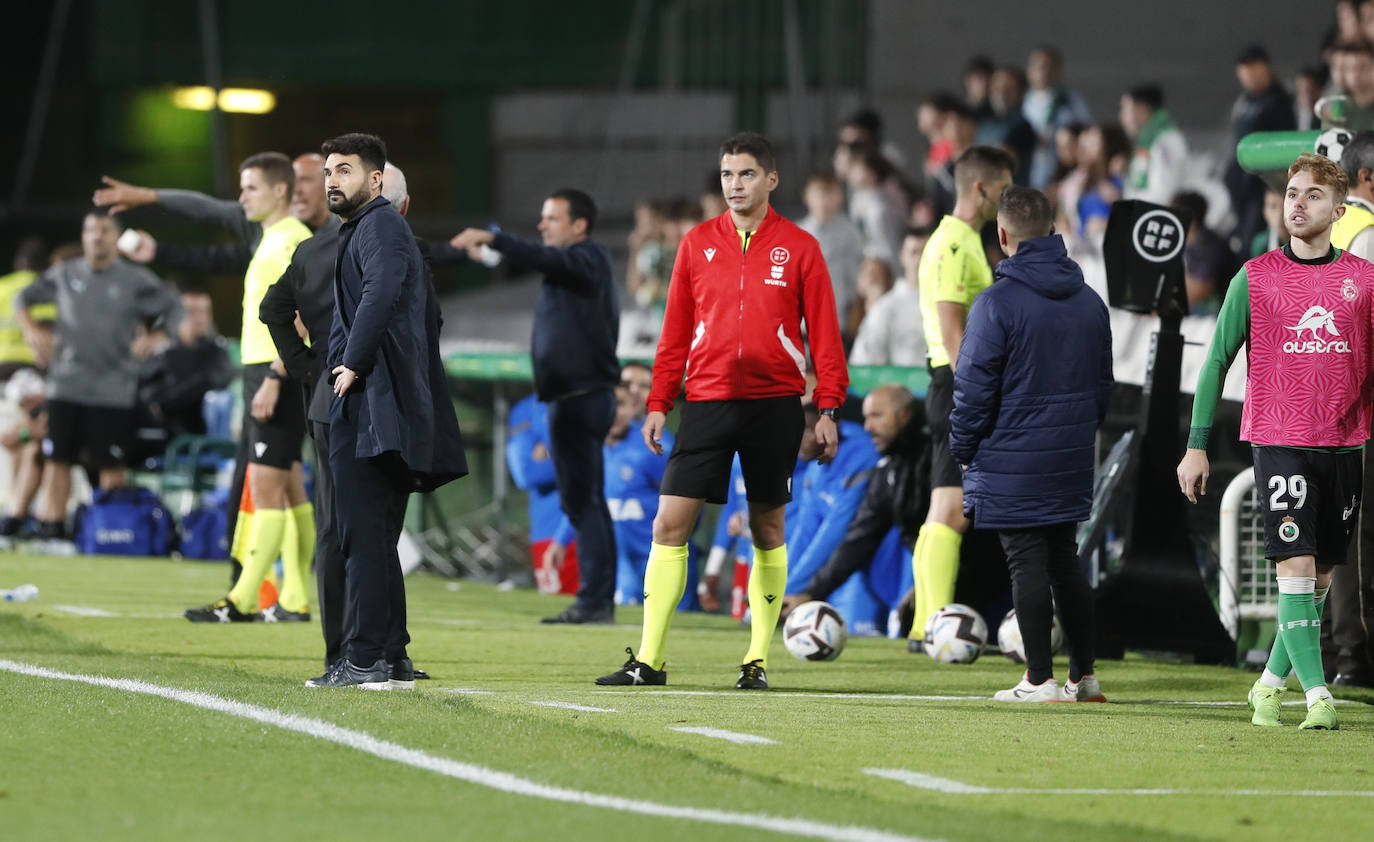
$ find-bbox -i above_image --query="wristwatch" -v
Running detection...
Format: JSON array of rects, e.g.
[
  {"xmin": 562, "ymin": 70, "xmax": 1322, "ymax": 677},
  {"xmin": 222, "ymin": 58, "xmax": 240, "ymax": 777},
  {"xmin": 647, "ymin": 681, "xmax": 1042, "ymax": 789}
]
[{"xmin": 818, "ymin": 407, "xmax": 839, "ymax": 420}]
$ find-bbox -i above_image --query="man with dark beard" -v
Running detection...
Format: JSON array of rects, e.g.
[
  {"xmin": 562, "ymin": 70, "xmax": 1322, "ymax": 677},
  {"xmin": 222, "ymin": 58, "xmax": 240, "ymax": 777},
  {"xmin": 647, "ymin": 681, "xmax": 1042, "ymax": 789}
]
[{"xmin": 306, "ymin": 133, "xmax": 467, "ymax": 689}]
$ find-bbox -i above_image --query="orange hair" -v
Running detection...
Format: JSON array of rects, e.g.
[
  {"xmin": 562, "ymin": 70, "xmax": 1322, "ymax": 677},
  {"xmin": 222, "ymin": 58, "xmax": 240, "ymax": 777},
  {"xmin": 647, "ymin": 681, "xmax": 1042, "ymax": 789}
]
[{"xmin": 1288, "ymin": 152, "xmax": 1349, "ymax": 205}]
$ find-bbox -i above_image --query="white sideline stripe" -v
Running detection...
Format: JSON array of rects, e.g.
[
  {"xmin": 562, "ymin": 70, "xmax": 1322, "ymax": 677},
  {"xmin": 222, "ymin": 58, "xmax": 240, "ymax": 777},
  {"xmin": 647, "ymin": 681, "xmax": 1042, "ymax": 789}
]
[
  {"xmin": 670, "ymin": 726, "xmax": 778, "ymax": 745},
  {"xmin": 593, "ymin": 690, "xmax": 1359, "ymax": 707},
  {"xmin": 526, "ymin": 701, "xmax": 619, "ymax": 713},
  {"xmin": 54, "ymin": 605, "xmax": 118, "ymax": 617},
  {"xmin": 863, "ymin": 769, "xmax": 1374, "ymax": 798},
  {"xmin": 439, "ymin": 688, "xmax": 496, "ymax": 695},
  {"xmin": 0, "ymin": 660, "xmax": 933, "ymax": 842}
]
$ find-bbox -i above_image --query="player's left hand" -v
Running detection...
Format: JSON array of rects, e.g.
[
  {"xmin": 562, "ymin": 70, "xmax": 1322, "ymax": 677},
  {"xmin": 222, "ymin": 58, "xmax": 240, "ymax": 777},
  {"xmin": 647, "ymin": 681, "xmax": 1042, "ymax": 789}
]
[
  {"xmin": 815, "ymin": 414, "xmax": 839, "ymax": 464},
  {"xmin": 332, "ymin": 365, "xmax": 358, "ymax": 396}
]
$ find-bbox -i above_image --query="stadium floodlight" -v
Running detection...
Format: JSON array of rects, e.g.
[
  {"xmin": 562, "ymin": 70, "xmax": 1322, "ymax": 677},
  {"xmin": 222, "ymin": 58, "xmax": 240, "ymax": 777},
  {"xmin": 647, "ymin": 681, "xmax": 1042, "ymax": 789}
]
[{"xmin": 171, "ymin": 86, "xmax": 276, "ymax": 114}]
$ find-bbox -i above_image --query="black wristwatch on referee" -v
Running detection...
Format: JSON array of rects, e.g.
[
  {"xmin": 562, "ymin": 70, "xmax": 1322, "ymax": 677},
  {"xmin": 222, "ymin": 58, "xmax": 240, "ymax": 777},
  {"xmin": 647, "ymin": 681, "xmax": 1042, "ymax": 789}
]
[{"xmin": 818, "ymin": 407, "xmax": 839, "ymax": 420}]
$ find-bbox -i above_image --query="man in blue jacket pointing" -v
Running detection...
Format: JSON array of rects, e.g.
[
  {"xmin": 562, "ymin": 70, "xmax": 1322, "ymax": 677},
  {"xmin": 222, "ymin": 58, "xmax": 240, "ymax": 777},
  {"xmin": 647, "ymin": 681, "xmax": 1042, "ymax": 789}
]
[{"xmin": 949, "ymin": 185, "xmax": 1113, "ymax": 704}]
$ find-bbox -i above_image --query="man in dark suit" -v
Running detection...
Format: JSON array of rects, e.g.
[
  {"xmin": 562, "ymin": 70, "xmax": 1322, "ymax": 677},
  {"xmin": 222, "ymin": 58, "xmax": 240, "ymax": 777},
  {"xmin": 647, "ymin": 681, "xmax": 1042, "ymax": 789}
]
[{"xmin": 306, "ymin": 133, "xmax": 467, "ymax": 689}]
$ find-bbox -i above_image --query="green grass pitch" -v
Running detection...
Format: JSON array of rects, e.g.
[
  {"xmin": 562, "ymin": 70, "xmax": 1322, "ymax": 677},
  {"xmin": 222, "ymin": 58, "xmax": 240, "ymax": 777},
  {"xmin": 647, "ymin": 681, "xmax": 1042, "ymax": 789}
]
[{"xmin": 2, "ymin": 551, "xmax": 1372, "ymax": 842}]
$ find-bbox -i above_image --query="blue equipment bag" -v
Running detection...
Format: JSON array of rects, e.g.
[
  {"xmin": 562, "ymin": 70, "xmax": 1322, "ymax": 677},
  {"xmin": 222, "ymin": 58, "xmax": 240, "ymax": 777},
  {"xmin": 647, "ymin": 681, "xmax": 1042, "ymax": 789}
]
[{"xmin": 74, "ymin": 487, "xmax": 177, "ymax": 556}]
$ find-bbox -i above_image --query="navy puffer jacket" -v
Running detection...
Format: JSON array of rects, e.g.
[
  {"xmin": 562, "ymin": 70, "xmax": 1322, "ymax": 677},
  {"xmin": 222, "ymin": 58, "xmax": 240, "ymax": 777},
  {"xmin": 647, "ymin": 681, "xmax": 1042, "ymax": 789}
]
[{"xmin": 949, "ymin": 235, "xmax": 1113, "ymax": 529}]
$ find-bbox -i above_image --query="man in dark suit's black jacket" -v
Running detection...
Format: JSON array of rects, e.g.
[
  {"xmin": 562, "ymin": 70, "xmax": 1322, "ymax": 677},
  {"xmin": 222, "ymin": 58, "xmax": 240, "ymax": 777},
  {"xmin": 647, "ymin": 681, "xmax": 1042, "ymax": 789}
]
[{"xmin": 306, "ymin": 133, "xmax": 467, "ymax": 689}]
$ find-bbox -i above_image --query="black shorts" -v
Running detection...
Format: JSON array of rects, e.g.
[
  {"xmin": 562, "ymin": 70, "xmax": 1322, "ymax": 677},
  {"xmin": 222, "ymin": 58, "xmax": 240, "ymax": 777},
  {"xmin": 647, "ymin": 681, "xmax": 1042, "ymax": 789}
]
[
  {"xmin": 660, "ymin": 396, "xmax": 805, "ymax": 505},
  {"xmin": 242, "ymin": 363, "xmax": 306, "ymax": 470},
  {"xmin": 42, "ymin": 399, "xmax": 134, "ymax": 469},
  {"xmin": 926, "ymin": 364, "xmax": 962, "ymax": 489},
  {"xmin": 1253, "ymin": 445, "xmax": 1362, "ymax": 565}
]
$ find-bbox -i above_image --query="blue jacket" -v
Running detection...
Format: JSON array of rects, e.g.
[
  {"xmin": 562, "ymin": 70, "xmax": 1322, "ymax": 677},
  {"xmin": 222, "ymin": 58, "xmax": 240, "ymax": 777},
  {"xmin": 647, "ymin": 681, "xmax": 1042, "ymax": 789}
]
[
  {"xmin": 330, "ymin": 196, "xmax": 467, "ymax": 490},
  {"xmin": 949, "ymin": 235, "xmax": 1112, "ymax": 529},
  {"xmin": 492, "ymin": 232, "xmax": 620, "ymax": 402},
  {"xmin": 506, "ymin": 395, "xmax": 563, "ymax": 542},
  {"xmin": 786, "ymin": 421, "xmax": 879, "ymax": 593}
]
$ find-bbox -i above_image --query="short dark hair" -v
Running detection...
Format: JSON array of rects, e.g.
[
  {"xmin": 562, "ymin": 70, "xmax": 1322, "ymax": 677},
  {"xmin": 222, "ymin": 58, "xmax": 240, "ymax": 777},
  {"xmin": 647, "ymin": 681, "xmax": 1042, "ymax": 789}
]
[
  {"xmin": 84, "ymin": 206, "xmax": 121, "ymax": 228},
  {"xmin": 719, "ymin": 132, "xmax": 777, "ymax": 174},
  {"xmin": 1126, "ymin": 84, "xmax": 1165, "ymax": 111},
  {"xmin": 1235, "ymin": 43, "xmax": 1270, "ymax": 65},
  {"xmin": 845, "ymin": 108, "xmax": 884, "ymax": 142},
  {"xmin": 1342, "ymin": 130, "xmax": 1374, "ymax": 183},
  {"xmin": 806, "ymin": 171, "xmax": 843, "ymax": 191},
  {"xmin": 1171, "ymin": 190, "xmax": 1209, "ymax": 228},
  {"xmin": 1331, "ymin": 39, "xmax": 1374, "ymax": 59},
  {"xmin": 997, "ymin": 185, "xmax": 1054, "ymax": 239},
  {"xmin": 548, "ymin": 188, "xmax": 598, "ymax": 235},
  {"xmin": 953, "ymin": 145, "xmax": 1015, "ymax": 193},
  {"xmin": 621, "ymin": 361, "xmax": 651, "ymax": 378},
  {"xmin": 14, "ymin": 235, "xmax": 46, "ymax": 272},
  {"xmin": 905, "ymin": 225, "xmax": 935, "ymax": 240},
  {"xmin": 320, "ymin": 133, "xmax": 387, "ymax": 176},
  {"xmin": 239, "ymin": 151, "xmax": 295, "ymax": 193},
  {"xmin": 965, "ymin": 55, "xmax": 994, "ymax": 77}
]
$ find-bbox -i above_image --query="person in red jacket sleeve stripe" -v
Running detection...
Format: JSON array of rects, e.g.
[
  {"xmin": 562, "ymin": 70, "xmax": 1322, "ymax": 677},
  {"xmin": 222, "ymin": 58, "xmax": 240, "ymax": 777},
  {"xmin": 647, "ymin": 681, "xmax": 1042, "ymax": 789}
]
[{"xmin": 596, "ymin": 132, "xmax": 850, "ymax": 690}]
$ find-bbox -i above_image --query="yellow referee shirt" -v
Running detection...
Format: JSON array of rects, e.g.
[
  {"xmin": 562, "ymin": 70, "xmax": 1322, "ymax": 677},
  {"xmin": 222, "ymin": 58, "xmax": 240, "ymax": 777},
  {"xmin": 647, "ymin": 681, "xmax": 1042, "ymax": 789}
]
[
  {"xmin": 241, "ymin": 216, "xmax": 312, "ymax": 365},
  {"xmin": 918, "ymin": 214, "xmax": 991, "ymax": 368}
]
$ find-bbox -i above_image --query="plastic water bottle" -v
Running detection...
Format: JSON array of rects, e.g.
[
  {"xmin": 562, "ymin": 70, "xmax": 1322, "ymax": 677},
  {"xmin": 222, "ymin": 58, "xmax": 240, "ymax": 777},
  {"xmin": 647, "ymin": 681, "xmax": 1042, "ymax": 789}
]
[{"xmin": 2, "ymin": 584, "xmax": 39, "ymax": 602}]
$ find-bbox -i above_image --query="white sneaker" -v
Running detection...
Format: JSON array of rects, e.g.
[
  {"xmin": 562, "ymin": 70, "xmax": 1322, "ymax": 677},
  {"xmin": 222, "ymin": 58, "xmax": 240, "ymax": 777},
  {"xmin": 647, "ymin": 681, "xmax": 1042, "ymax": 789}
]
[
  {"xmin": 993, "ymin": 675, "xmax": 1060, "ymax": 702},
  {"xmin": 1061, "ymin": 674, "xmax": 1106, "ymax": 702}
]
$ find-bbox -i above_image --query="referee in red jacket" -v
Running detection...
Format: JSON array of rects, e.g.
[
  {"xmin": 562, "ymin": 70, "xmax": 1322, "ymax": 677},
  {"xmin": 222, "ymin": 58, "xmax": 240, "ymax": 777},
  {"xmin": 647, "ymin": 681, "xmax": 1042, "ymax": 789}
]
[{"xmin": 596, "ymin": 132, "xmax": 849, "ymax": 690}]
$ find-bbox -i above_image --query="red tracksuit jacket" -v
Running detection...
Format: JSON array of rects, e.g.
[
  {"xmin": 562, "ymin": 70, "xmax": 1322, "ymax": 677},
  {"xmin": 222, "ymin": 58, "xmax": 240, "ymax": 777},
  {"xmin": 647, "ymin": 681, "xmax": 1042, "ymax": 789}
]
[{"xmin": 647, "ymin": 207, "xmax": 849, "ymax": 413}]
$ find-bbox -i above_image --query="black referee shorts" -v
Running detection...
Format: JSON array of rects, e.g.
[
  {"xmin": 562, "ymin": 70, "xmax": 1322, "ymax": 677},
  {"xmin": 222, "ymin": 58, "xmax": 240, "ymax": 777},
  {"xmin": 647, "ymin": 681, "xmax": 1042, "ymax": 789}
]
[
  {"xmin": 926, "ymin": 364, "xmax": 963, "ymax": 489},
  {"xmin": 660, "ymin": 396, "xmax": 805, "ymax": 505},
  {"xmin": 242, "ymin": 363, "xmax": 306, "ymax": 470}
]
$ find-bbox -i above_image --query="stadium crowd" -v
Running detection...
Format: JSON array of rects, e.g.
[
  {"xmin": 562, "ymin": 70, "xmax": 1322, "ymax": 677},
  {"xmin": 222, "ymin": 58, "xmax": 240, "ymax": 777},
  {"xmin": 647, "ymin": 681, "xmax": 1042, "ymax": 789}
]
[{"xmin": 3, "ymin": 1, "xmax": 1374, "ymax": 698}]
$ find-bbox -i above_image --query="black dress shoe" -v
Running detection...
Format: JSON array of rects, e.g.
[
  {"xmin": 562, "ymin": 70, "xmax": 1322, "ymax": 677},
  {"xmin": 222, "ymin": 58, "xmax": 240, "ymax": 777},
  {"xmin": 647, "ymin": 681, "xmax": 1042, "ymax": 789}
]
[
  {"xmin": 389, "ymin": 658, "xmax": 416, "ymax": 689},
  {"xmin": 1332, "ymin": 671, "xmax": 1374, "ymax": 688},
  {"xmin": 305, "ymin": 658, "xmax": 390, "ymax": 689},
  {"xmin": 541, "ymin": 606, "xmax": 614, "ymax": 625}
]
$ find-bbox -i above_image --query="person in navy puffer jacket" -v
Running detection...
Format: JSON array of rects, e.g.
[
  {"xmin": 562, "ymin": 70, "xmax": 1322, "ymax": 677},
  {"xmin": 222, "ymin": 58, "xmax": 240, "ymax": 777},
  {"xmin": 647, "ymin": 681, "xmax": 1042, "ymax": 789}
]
[{"xmin": 949, "ymin": 185, "xmax": 1114, "ymax": 704}]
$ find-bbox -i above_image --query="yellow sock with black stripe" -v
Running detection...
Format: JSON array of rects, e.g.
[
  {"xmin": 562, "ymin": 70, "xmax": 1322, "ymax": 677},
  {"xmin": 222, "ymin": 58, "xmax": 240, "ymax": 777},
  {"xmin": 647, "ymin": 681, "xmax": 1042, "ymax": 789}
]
[
  {"xmin": 638, "ymin": 543, "xmax": 688, "ymax": 671},
  {"xmin": 276, "ymin": 502, "xmax": 316, "ymax": 614},
  {"xmin": 913, "ymin": 523, "xmax": 962, "ymax": 640},
  {"xmin": 227, "ymin": 508, "xmax": 286, "ymax": 613},
  {"xmin": 744, "ymin": 545, "xmax": 788, "ymax": 667}
]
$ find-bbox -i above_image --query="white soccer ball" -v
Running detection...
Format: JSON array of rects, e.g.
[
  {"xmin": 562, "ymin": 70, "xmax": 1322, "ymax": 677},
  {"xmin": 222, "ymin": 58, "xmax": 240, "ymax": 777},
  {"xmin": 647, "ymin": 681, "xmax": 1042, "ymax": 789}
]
[
  {"xmin": 996, "ymin": 609, "xmax": 1063, "ymax": 664},
  {"xmin": 783, "ymin": 600, "xmax": 848, "ymax": 661},
  {"xmin": 1315, "ymin": 127, "xmax": 1353, "ymax": 164},
  {"xmin": 924, "ymin": 603, "xmax": 988, "ymax": 664}
]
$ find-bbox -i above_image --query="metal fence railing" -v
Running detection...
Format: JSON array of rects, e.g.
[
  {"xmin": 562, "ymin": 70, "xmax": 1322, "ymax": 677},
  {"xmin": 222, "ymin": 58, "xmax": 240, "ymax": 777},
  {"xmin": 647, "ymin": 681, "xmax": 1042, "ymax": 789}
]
[{"xmin": 1218, "ymin": 467, "xmax": 1278, "ymax": 639}]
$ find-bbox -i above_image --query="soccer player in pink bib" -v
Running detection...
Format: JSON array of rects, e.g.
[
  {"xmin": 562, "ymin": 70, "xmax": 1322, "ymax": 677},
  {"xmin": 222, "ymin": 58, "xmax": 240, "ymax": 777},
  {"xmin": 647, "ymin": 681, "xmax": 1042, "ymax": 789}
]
[{"xmin": 1178, "ymin": 153, "xmax": 1374, "ymax": 730}]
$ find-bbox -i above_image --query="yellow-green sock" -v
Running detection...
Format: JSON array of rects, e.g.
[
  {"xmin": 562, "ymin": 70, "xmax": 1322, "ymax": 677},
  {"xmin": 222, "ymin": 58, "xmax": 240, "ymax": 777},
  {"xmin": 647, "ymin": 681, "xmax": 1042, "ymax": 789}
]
[
  {"xmin": 638, "ymin": 543, "xmax": 688, "ymax": 670},
  {"xmin": 744, "ymin": 545, "xmax": 788, "ymax": 667},
  {"xmin": 907, "ymin": 528, "xmax": 928, "ymax": 640},
  {"xmin": 227, "ymin": 508, "xmax": 286, "ymax": 612},
  {"xmin": 276, "ymin": 503, "xmax": 316, "ymax": 614},
  {"xmin": 914, "ymin": 522, "xmax": 962, "ymax": 640}
]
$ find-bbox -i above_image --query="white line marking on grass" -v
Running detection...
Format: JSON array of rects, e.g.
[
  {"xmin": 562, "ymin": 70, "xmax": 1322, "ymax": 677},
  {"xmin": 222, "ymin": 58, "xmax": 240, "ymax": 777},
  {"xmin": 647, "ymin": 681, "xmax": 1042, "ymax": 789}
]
[
  {"xmin": 439, "ymin": 688, "xmax": 496, "ymax": 695},
  {"xmin": 670, "ymin": 726, "xmax": 778, "ymax": 745},
  {"xmin": 863, "ymin": 769, "xmax": 1374, "ymax": 798},
  {"xmin": 593, "ymin": 690, "xmax": 1360, "ymax": 706},
  {"xmin": 0, "ymin": 660, "xmax": 933, "ymax": 842},
  {"xmin": 526, "ymin": 701, "xmax": 618, "ymax": 713},
  {"xmin": 53, "ymin": 605, "xmax": 118, "ymax": 617}
]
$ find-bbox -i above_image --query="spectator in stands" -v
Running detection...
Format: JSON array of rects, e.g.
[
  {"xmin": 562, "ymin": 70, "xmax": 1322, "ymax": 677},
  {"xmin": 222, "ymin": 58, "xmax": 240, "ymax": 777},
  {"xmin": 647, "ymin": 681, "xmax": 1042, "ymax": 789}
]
[
  {"xmin": 1121, "ymin": 84, "xmax": 1189, "ymax": 206},
  {"xmin": 1023, "ymin": 45, "xmax": 1093, "ymax": 189},
  {"xmin": 963, "ymin": 56, "xmax": 995, "ymax": 122},
  {"xmin": 847, "ymin": 146, "xmax": 908, "ymax": 266},
  {"xmin": 1294, "ymin": 65, "xmax": 1327, "ymax": 131},
  {"xmin": 1050, "ymin": 123, "xmax": 1086, "ymax": 188},
  {"xmin": 1227, "ymin": 45, "xmax": 1297, "ymax": 251},
  {"xmin": 1172, "ymin": 191, "xmax": 1240, "ymax": 316},
  {"xmin": 916, "ymin": 93, "xmax": 961, "ymax": 178},
  {"xmin": 1057, "ymin": 125, "xmax": 1125, "ymax": 238},
  {"xmin": 850, "ymin": 228, "xmax": 930, "ymax": 367},
  {"xmin": 799, "ymin": 172, "xmax": 865, "ymax": 321},
  {"xmin": 1330, "ymin": 40, "xmax": 1374, "ymax": 130},
  {"xmin": 133, "ymin": 286, "xmax": 233, "ymax": 463},
  {"xmin": 454, "ymin": 188, "xmax": 620, "ymax": 625},
  {"xmin": 951, "ymin": 185, "xmax": 1112, "ymax": 703},
  {"xmin": 838, "ymin": 108, "xmax": 908, "ymax": 173},
  {"xmin": 15, "ymin": 210, "xmax": 182, "ymax": 548},
  {"xmin": 845, "ymin": 257, "xmax": 895, "ymax": 346},
  {"xmin": 976, "ymin": 66, "xmax": 1037, "ymax": 186},
  {"xmin": 780, "ymin": 385, "xmax": 928, "ymax": 622},
  {"xmin": 0, "ymin": 237, "xmax": 49, "ymax": 382},
  {"xmin": 699, "ymin": 171, "xmax": 728, "ymax": 220},
  {"xmin": 927, "ymin": 103, "xmax": 980, "ymax": 219},
  {"xmin": 627, "ymin": 198, "xmax": 670, "ymax": 309},
  {"xmin": 508, "ymin": 394, "xmax": 577, "ymax": 594},
  {"xmin": 0, "ymin": 368, "xmax": 47, "ymax": 542},
  {"xmin": 1249, "ymin": 181, "xmax": 1289, "ymax": 257}
]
